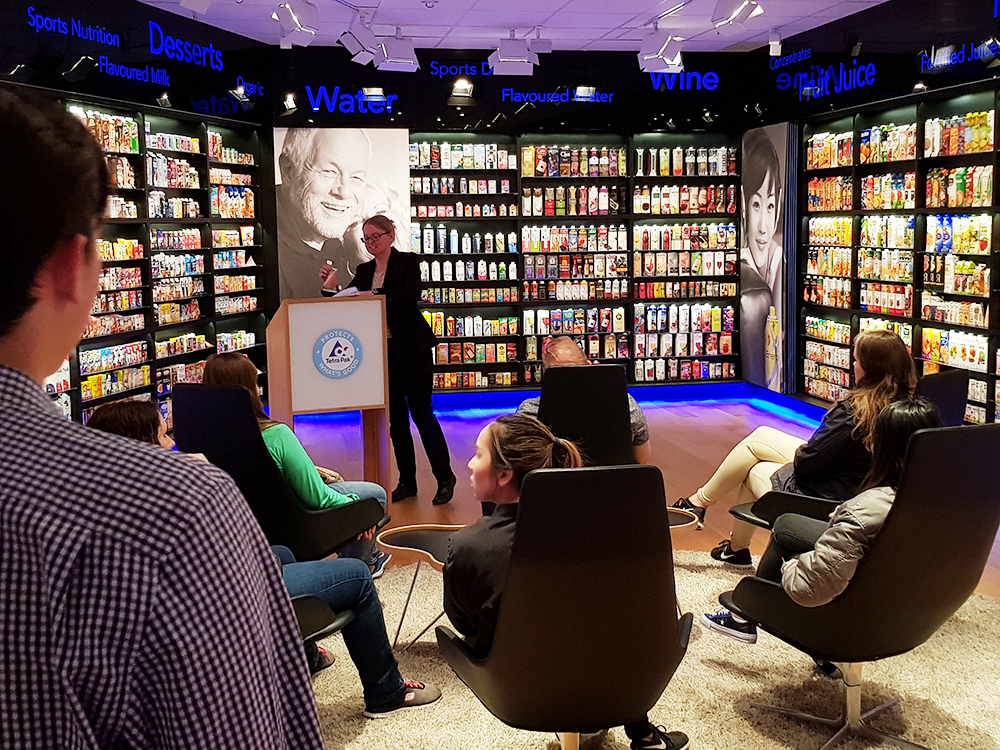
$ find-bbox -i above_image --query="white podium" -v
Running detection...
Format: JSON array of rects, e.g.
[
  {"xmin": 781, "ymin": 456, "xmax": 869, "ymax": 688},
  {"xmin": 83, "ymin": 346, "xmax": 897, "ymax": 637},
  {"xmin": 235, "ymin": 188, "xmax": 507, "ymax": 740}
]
[{"xmin": 267, "ymin": 296, "xmax": 390, "ymax": 488}]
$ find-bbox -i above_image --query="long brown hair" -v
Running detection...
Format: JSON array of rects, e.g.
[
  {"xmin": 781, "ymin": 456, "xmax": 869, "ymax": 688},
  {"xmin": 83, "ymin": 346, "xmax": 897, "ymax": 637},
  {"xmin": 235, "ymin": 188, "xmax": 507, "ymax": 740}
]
[
  {"xmin": 202, "ymin": 352, "xmax": 282, "ymax": 430},
  {"xmin": 487, "ymin": 414, "xmax": 584, "ymax": 490},
  {"xmin": 859, "ymin": 398, "xmax": 942, "ymax": 491},
  {"xmin": 846, "ymin": 329, "xmax": 917, "ymax": 450},
  {"xmin": 87, "ymin": 400, "xmax": 161, "ymax": 445}
]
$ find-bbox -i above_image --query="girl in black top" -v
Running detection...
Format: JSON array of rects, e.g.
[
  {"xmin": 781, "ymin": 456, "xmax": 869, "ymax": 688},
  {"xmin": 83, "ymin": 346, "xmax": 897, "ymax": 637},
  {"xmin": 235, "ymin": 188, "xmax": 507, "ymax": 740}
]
[{"xmin": 323, "ymin": 214, "xmax": 456, "ymax": 505}]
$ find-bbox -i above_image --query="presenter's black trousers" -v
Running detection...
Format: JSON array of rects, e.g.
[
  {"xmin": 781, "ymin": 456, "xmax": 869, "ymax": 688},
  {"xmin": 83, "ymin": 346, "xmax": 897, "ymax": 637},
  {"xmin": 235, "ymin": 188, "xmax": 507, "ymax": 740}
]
[{"xmin": 387, "ymin": 340, "xmax": 454, "ymax": 489}]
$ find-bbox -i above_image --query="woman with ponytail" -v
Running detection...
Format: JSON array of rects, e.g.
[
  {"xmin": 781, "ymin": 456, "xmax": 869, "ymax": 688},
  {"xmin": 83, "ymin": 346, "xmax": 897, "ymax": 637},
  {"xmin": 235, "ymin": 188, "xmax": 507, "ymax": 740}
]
[
  {"xmin": 444, "ymin": 414, "xmax": 583, "ymax": 656},
  {"xmin": 443, "ymin": 414, "xmax": 689, "ymax": 750},
  {"xmin": 673, "ymin": 328, "xmax": 916, "ymax": 567}
]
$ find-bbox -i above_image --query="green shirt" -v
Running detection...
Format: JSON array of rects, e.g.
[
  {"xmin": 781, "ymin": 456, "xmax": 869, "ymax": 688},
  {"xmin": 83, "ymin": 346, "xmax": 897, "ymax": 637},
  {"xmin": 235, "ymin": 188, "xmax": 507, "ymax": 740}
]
[{"xmin": 261, "ymin": 423, "xmax": 358, "ymax": 510}]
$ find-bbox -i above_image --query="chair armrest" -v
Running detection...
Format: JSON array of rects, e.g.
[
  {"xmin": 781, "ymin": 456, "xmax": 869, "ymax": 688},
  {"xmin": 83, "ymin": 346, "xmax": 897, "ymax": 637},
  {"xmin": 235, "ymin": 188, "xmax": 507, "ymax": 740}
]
[
  {"xmin": 436, "ymin": 625, "xmax": 483, "ymax": 666},
  {"xmin": 304, "ymin": 496, "xmax": 385, "ymax": 556},
  {"xmin": 751, "ymin": 491, "xmax": 840, "ymax": 525},
  {"xmin": 291, "ymin": 595, "xmax": 355, "ymax": 645}
]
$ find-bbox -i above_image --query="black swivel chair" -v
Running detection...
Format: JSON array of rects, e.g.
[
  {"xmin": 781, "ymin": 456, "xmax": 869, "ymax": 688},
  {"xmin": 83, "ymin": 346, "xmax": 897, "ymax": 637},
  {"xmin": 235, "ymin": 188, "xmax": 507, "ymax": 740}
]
[
  {"xmin": 437, "ymin": 465, "xmax": 693, "ymax": 749},
  {"xmin": 172, "ymin": 384, "xmax": 384, "ymax": 561},
  {"xmin": 914, "ymin": 368, "xmax": 970, "ymax": 426},
  {"xmin": 292, "ymin": 595, "xmax": 354, "ymax": 644},
  {"xmin": 725, "ymin": 424, "xmax": 1000, "ymax": 750},
  {"xmin": 536, "ymin": 364, "xmax": 634, "ymax": 466}
]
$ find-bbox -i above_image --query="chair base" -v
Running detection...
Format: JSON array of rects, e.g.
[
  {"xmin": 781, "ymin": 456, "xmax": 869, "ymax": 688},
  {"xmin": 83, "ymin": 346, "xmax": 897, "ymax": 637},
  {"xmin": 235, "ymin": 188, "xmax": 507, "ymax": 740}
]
[{"xmin": 751, "ymin": 662, "xmax": 933, "ymax": 750}]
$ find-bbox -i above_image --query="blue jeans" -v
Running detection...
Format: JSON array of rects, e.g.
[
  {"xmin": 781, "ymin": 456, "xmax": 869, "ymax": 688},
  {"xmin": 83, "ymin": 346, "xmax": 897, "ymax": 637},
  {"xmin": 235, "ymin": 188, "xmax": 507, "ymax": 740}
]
[
  {"xmin": 274, "ymin": 546, "xmax": 405, "ymax": 711},
  {"xmin": 328, "ymin": 481, "xmax": 387, "ymax": 563}
]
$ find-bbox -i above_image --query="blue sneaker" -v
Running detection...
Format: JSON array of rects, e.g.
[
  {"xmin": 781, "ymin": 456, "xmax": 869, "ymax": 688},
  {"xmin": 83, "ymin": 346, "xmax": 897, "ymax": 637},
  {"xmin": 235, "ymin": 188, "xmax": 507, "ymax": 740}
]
[
  {"xmin": 370, "ymin": 551, "xmax": 392, "ymax": 579},
  {"xmin": 700, "ymin": 608, "xmax": 757, "ymax": 643}
]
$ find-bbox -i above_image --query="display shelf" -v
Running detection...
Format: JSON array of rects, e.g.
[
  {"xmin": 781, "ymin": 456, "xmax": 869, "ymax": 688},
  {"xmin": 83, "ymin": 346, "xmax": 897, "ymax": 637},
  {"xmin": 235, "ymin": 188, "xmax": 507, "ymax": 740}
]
[
  {"xmin": 406, "ymin": 131, "xmax": 742, "ymax": 390},
  {"xmin": 61, "ymin": 86, "xmax": 270, "ymax": 419},
  {"xmin": 796, "ymin": 87, "xmax": 1000, "ymax": 411},
  {"xmin": 82, "ymin": 384, "xmax": 154, "ymax": 406}
]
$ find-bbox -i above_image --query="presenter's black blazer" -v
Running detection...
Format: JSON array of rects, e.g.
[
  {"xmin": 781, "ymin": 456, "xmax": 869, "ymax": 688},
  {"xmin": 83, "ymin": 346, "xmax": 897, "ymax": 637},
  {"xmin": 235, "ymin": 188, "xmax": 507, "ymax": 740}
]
[{"xmin": 350, "ymin": 249, "xmax": 437, "ymax": 351}]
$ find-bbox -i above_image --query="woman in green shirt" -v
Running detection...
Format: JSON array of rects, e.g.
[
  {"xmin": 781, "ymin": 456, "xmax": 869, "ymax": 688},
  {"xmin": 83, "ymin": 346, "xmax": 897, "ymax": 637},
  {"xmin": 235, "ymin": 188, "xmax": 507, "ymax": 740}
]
[{"xmin": 203, "ymin": 353, "xmax": 389, "ymax": 573}]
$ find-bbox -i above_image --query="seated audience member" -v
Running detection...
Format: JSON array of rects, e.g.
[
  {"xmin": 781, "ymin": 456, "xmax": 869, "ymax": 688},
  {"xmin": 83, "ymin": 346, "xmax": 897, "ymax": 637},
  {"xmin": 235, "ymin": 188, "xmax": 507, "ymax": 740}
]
[
  {"xmin": 0, "ymin": 88, "xmax": 323, "ymax": 748},
  {"xmin": 86, "ymin": 399, "xmax": 176, "ymax": 449},
  {"xmin": 517, "ymin": 336, "xmax": 651, "ymax": 464},
  {"xmin": 87, "ymin": 399, "xmax": 441, "ymax": 717},
  {"xmin": 443, "ymin": 414, "xmax": 688, "ymax": 750},
  {"xmin": 202, "ymin": 352, "xmax": 390, "ymax": 575},
  {"xmin": 673, "ymin": 329, "xmax": 915, "ymax": 565},
  {"xmin": 701, "ymin": 398, "xmax": 942, "ymax": 643}
]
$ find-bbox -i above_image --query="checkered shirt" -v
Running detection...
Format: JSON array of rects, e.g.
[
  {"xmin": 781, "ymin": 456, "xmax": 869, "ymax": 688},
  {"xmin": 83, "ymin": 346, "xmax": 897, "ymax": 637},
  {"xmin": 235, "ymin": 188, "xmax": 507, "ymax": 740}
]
[{"xmin": 0, "ymin": 366, "xmax": 323, "ymax": 749}]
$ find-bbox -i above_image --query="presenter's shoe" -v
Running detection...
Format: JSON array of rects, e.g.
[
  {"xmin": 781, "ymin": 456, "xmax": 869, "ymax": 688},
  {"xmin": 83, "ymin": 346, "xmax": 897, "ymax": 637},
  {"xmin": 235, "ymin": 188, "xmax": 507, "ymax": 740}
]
[
  {"xmin": 630, "ymin": 726, "xmax": 690, "ymax": 750},
  {"xmin": 710, "ymin": 538, "xmax": 753, "ymax": 568},
  {"xmin": 363, "ymin": 680, "xmax": 442, "ymax": 718},
  {"xmin": 700, "ymin": 608, "xmax": 758, "ymax": 643},
  {"xmin": 432, "ymin": 475, "xmax": 457, "ymax": 505},
  {"xmin": 391, "ymin": 484, "xmax": 417, "ymax": 503},
  {"xmin": 670, "ymin": 497, "xmax": 705, "ymax": 530}
]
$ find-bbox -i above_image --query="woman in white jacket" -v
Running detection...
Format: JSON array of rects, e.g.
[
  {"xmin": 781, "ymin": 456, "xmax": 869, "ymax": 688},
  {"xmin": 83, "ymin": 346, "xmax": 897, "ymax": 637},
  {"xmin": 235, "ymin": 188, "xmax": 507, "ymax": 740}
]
[{"xmin": 702, "ymin": 398, "xmax": 943, "ymax": 643}]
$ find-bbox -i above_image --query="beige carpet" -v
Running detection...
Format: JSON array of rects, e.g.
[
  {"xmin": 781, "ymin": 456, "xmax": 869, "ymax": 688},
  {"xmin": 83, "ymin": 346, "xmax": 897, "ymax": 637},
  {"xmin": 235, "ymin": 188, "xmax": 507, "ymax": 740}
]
[{"xmin": 311, "ymin": 551, "xmax": 1000, "ymax": 750}]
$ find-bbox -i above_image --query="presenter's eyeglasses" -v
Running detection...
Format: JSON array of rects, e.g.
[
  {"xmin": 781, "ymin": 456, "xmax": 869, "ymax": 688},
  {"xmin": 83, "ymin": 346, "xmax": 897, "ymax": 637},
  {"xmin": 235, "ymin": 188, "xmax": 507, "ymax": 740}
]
[{"xmin": 362, "ymin": 231, "xmax": 389, "ymax": 245}]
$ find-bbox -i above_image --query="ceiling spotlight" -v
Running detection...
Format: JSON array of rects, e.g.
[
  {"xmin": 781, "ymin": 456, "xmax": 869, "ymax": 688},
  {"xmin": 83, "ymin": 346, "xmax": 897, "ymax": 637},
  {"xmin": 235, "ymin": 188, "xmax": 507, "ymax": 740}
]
[
  {"xmin": 702, "ymin": 110, "xmax": 714, "ymax": 123},
  {"xmin": 279, "ymin": 35, "xmax": 292, "ymax": 50},
  {"xmin": 447, "ymin": 78, "xmax": 476, "ymax": 107},
  {"xmin": 530, "ymin": 27, "xmax": 553, "ymax": 54},
  {"xmin": 913, "ymin": 81, "xmax": 928, "ymax": 92},
  {"xmin": 156, "ymin": 91, "xmax": 172, "ymax": 108},
  {"xmin": 60, "ymin": 55, "xmax": 97, "ymax": 82},
  {"xmin": 281, "ymin": 93, "xmax": 297, "ymax": 115},
  {"xmin": 272, "ymin": 1, "xmax": 318, "ymax": 47},
  {"xmin": 452, "ymin": 78, "xmax": 474, "ymax": 97},
  {"xmin": 666, "ymin": 118, "xmax": 677, "ymax": 130},
  {"xmin": 769, "ymin": 30, "xmax": 781, "ymax": 57},
  {"xmin": 230, "ymin": 85, "xmax": 249, "ymax": 103},
  {"xmin": 373, "ymin": 28, "xmax": 420, "ymax": 72},
  {"xmin": 488, "ymin": 30, "xmax": 539, "ymax": 76},
  {"xmin": 712, "ymin": 0, "xmax": 762, "ymax": 27},
  {"xmin": 638, "ymin": 24, "xmax": 683, "ymax": 73},
  {"xmin": 574, "ymin": 86, "xmax": 596, "ymax": 101},
  {"xmin": 179, "ymin": 0, "xmax": 213, "ymax": 12},
  {"xmin": 851, "ymin": 41, "xmax": 863, "ymax": 57},
  {"xmin": 338, "ymin": 16, "xmax": 379, "ymax": 66}
]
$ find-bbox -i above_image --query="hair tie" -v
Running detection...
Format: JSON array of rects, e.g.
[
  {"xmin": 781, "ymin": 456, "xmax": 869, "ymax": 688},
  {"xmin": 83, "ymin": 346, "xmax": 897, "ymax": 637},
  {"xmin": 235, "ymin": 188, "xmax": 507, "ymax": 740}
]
[{"xmin": 553, "ymin": 437, "xmax": 563, "ymax": 446}]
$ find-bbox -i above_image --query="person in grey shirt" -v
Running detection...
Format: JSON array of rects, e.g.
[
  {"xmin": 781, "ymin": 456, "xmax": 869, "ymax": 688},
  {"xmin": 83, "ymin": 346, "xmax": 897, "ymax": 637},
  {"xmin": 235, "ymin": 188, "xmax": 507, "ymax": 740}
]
[
  {"xmin": 0, "ymin": 89, "xmax": 323, "ymax": 750},
  {"xmin": 517, "ymin": 336, "xmax": 650, "ymax": 464}
]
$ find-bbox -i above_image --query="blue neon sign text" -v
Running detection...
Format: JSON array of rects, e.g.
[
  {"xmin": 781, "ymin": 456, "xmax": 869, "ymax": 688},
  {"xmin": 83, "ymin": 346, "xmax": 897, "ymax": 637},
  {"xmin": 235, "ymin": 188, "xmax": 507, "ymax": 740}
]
[{"xmin": 148, "ymin": 21, "xmax": 223, "ymax": 71}]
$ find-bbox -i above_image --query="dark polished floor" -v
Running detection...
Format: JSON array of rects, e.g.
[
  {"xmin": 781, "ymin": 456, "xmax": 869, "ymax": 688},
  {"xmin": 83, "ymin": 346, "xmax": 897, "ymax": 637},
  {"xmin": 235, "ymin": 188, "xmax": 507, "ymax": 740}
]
[{"xmin": 293, "ymin": 395, "xmax": 1000, "ymax": 599}]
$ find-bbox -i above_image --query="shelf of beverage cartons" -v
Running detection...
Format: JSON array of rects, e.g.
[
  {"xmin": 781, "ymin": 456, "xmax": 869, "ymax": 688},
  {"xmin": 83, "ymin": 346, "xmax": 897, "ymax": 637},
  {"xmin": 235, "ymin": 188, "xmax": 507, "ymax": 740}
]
[
  {"xmin": 409, "ymin": 132, "xmax": 742, "ymax": 392},
  {"xmin": 799, "ymin": 90, "xmax": 1000, "ymax": 423},
  {"xmin": 48, "ymin": 98, "xmax": 268, "ymax": 425}
]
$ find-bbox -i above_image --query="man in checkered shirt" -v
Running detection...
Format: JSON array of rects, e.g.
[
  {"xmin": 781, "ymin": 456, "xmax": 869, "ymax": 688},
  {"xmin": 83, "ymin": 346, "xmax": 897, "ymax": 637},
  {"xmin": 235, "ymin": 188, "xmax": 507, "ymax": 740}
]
[{"xmin": 0, "ymin": 90, "xmax": 324, "ymax": 748}]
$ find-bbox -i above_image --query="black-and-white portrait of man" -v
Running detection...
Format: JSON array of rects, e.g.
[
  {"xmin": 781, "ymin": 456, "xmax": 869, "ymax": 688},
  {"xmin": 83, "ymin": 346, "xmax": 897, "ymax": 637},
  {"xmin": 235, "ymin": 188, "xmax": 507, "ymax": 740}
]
[{"xmin": 275, "ymin": 127, "xmax": 410, "ymax": 300}]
